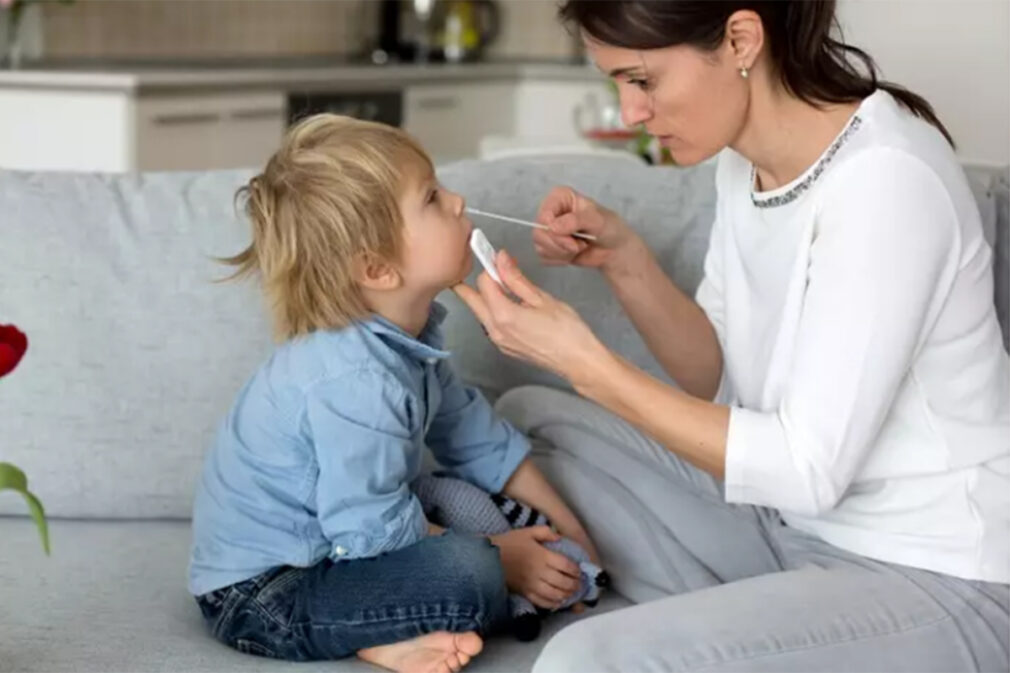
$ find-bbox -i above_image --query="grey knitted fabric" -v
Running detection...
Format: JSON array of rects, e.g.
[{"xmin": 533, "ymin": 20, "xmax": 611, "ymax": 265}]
[{"xmin": 413, "ymin": 474, "xmax": 513, "ymax": 536}]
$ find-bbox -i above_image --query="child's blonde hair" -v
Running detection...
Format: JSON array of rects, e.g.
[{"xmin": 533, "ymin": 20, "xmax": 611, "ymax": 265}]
[{"xmin": 224, "ymin": 114, "xmax": 432, "ymax": 340}]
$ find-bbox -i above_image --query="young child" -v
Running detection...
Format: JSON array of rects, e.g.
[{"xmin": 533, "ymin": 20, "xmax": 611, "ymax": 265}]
[{"xmin": 188, "ymin": 114, "xmax": 598, "ymax": 673}]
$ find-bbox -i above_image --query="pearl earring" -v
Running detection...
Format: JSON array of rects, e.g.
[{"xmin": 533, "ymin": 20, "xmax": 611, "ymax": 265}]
[{"xmin": 740, "ymin": 66, "xmax": 749, "ymax": 79}]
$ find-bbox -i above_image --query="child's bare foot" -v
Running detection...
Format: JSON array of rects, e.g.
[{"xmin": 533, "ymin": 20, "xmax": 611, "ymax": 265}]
[{"xmin": 358, "ymin": 631, "xmax": 484, "ymax": 673}]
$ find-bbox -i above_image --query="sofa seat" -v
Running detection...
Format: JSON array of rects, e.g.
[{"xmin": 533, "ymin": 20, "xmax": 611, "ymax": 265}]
[{"xmin": 0, "ymin": 517, "xmax": 630, "ymax": 672}]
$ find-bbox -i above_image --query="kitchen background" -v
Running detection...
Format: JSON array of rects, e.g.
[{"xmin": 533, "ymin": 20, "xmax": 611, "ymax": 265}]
[
  {"xmin": 0, "ymin": 0, "xmax": 1007, "ymax": 173},
  {"xmin": 36, "ymin": 0, "xmax": 576, "ymax": 62}
]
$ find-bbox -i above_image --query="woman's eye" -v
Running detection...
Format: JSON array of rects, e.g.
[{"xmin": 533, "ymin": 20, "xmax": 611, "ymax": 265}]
[
  {"xmin": 628, "ymin": 78, "xmax": 651, "ymax": 91},
  {"xmin": 427, "ymin": 188, "xmax": 438, "ymax": 204}
]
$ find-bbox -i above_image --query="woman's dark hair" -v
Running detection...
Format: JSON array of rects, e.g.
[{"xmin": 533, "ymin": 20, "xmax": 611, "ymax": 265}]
[{"xmin": 560, "ymin": 0, "xmax": 954, "ymax": 146}]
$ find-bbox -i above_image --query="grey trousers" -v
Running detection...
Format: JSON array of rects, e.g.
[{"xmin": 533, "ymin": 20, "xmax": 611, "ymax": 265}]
[{"xmin": 495, "ymin": 385, "xmax": 1010, "ymax": 673}]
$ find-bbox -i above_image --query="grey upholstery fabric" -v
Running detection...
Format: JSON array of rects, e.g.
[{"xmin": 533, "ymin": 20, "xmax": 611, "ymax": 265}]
[
  {"xmin": 966, "ymin": 165, "xmax": 1010, "ymax": 348},
  {"xmin": 0, "ymin": 169, "xmax": 265, "ymax": 519},
  {"xmin": 0, "ymin": 517, "xmax": 629, "ymax": 673}
]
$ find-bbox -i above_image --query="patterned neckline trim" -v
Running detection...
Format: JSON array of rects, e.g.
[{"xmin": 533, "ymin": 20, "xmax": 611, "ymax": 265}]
[{"xmin": 750, "ymin": 115, "xmax": 864, "ymax": 209}]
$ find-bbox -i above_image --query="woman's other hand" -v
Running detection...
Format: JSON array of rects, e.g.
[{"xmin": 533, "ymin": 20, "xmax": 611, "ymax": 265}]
[
  {"xmin": 534, "ymin": 186, "xmax": 641, "ymax": 273},
  {"xmin": 453, "ymin": 250, "xmax": 611, "ymax": 385}
]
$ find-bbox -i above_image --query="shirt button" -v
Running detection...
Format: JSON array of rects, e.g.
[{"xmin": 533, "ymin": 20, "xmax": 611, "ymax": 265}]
[
  {"xmin": 426, "ymin": 357, "xmax": 437, "ymax": 365},
  {"xmin": 334, "ymin": 545, "xmax": 347, "ymax": 557}
]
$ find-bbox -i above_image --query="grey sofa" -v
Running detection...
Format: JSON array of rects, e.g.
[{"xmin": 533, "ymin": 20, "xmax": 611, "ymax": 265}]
[{"xmin": 1, "ymin": 155, "xmax": 1007, "ymax": 673}]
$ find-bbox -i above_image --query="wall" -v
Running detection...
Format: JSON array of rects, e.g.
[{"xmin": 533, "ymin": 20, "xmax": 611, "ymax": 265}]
[
  {"xmin": 33, "ymin": 0, "xmax": 575, "ymax": 62},
  {"xmin": 40, "ymin": 0, "xmax": 369, "ymax": 60},
  {"xmin": 488, "ymin": 0, "xmax": 578, "ymax": 61},
  {"xmin": 838, "ymin": 0, "xmax": 1009, "ymax": 165}
]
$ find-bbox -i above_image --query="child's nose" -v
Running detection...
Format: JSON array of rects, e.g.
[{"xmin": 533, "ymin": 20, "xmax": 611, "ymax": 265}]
[{"xmin": 452, "ymin": 191, "xmax": 465, "ymax": 217}]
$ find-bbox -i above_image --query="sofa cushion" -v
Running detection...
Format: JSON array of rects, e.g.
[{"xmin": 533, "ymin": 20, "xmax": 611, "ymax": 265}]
[
  {"xmin": 0, "ymin": 169, "xmax": 268, "ymax": 519},
  {"xmin": 965, "ymin": 165, "xmax": 1010, "ymax": 348},
  {"xmin": 0, "ymin": 517, "xmax": 630, "ymax": 673}
]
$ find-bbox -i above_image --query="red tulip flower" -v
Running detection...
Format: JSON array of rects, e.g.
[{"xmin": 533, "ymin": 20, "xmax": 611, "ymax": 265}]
[{"xmin": 0, "ymin": 324, "xmax": 28, "ymax": 378}]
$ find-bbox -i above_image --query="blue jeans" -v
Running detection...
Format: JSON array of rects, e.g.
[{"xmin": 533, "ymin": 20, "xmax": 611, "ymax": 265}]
[{"xmin": 196, "ymin": 532, "xmax": 510, "ymax": 661}]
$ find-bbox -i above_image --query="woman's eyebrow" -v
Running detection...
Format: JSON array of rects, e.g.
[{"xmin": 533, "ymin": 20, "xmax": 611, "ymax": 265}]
[{"xmin": 607, "ymin": 66, "xmax": 644, "ymax": 78}]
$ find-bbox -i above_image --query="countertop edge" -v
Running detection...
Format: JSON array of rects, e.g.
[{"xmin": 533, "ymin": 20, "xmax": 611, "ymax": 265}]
[{"xmin": 0, "ymin": 63, "xmax": 605, "ymax": 94}]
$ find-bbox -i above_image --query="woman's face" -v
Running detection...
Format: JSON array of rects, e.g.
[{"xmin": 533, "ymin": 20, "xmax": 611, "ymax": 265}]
[{"xmin": 586, "ymin": 36, "xmax": 750, "ymax": 166}]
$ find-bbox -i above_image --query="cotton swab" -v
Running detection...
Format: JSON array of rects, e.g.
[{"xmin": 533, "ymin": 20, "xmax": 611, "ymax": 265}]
[{"xmin": 466, "ymin": 207, "xmax": 597, "ymax": 242}]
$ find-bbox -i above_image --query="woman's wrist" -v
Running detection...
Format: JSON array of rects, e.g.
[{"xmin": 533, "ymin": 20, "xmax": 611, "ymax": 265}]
[
  {"xmin": 568, "ymin": 337, "xmax": 623, "ymax": 399},
  {"xmin": 600, "ymin": 234, "xmax": 650, "ymax": 282}
]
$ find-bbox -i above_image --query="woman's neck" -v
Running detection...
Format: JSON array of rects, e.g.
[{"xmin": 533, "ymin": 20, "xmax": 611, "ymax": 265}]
[{"xmin": 732, "ymin": 85, "xmax": 862, "ymax": 192}]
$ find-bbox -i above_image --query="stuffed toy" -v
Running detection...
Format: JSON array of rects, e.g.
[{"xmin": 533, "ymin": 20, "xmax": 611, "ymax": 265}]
[{"xmin": 413, "ymin": 473, "xmax": 610, "ymax": 641}]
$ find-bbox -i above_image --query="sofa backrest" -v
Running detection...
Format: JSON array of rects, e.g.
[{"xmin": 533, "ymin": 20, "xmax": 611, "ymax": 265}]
[
  {"xmin": 1, "ymin": 158, "xmax": 1006, "ymax": 519},
  {"xmin": 1, "ymin": 169, "xmax": 263, "ymax": 518}
]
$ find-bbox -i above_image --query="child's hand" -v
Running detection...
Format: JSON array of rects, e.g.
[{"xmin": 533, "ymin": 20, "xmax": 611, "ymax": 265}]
[{"xmin": 490, "ymin": 526, "xmax": 582, "ymax": 609}]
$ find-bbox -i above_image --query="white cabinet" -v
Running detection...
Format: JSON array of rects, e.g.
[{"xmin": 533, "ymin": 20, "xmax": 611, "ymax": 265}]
[
  {"xmin": 136, "ymin": 92, "xmax": 286, "ymax": 171},
  {"xmin": 403, "ymin": 83, "xmax": 515, "ymax": 165},
  {"xmin": 403, "ymin": 80, "xmax": 612, "ymax": 165},
  {"xmin": 0, "ymin": 87, "xmax": 133, "ymax": 172},
  {"xmin": 0, "ymin": 88, "xmax": 286, "ymax": 172},
  {"xmin": 511, "ymin": 80, "xmax": 614, "ymax": 141},
  {"xmin": 0, "ymin": 69, "xmax": 610, "ymax": 172}
]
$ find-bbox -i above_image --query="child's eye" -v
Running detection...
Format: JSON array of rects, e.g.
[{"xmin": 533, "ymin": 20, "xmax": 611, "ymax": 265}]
[
  {"xmin": 427, "ymin": 188, "xmax": 439, "ymax": 204},
  {"xmin": 628, "ymin": 78, "xmax": 652, "ymax": 92}
]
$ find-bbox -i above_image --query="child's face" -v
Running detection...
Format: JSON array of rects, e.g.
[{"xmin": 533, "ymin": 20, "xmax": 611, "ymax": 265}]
[{"xmin": 397, "ymin": 167, "xmax": 474, "ymax": 293}]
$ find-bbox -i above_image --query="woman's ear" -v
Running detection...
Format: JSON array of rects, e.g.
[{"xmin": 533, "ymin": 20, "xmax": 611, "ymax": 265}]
[
  {"xmin": 355, "ymin": 252, "xmax": 403, "ymax": 291},
  {"xmin": 725, "ymin": 9, "xmax": 764, "ymax": 72}
]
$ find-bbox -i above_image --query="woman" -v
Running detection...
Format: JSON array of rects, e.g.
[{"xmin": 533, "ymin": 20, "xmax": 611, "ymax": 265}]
[{"xmin": 453, "ymin": 1, "xmax": 1010, "ymax": 671}]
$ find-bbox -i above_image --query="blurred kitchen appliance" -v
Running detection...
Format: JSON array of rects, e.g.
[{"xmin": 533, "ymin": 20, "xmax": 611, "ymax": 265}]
[{"xmin": 376, "ymin": 0, "xmax": 499, "ymax": 63}]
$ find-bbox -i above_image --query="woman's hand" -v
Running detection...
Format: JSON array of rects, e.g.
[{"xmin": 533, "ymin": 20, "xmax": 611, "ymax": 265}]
[
  {"xmin": 490, "ymin": 526, "xmax": 582, "ymax": 609},
  {"xmin": 453, "ymin": 250, "xmax": 611, "ymax": 384},
  {"xmin": 534, "ymin": 186, "xmax": 643, "ymax": 273}
]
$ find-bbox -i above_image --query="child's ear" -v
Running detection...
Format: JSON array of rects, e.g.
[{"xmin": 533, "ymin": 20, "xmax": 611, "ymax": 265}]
[{"xmin": 355, "ymin": 253, "xmax": 403, "ymax": 291}]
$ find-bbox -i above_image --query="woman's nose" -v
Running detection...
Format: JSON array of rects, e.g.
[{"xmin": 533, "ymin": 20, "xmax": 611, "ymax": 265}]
[
  {"xmin": 452, "ymin": 191, "xmax": 465, "ymax": 217},
  {"xmin": 620, "ymin": 91, "xmax": 652, "ymax": 128}
]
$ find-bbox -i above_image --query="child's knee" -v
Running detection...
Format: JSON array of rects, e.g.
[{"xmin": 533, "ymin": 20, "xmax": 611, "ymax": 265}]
[
  {"xmin": 446, "ymin": 533, "xmax": 505, "ymax": 589},
  {"xmin": 432, "ymin": 533, "xmax": 508, "ymax": 624}
]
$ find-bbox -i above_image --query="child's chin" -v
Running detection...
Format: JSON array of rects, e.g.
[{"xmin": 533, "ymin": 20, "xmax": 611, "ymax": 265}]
[{"xmin": 458, "ymin": 256, "xmax": 475, "ymax": 281}]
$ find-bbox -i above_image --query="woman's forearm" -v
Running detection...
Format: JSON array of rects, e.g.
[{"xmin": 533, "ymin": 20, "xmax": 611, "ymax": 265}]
[
  {"xmin": 571, "ymin": 348, "xmax": 730, "ymax": 479},
  {"xmin": 603, "ymin": 239, "xmax": 724, "ymax": 400}
]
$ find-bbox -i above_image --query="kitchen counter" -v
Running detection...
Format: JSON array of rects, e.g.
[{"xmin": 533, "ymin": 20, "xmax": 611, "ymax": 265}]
[
  {"xmin": 0, "ymin": 57, "xmax": 610, "ymax": 173},
  {"xmin": 0, "ymin": 60, "xmax": 604, "ymax": 93}
]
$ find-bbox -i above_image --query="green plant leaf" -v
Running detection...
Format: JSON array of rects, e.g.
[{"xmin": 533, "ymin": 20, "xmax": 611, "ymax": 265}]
[
  {"xmin": 0, "ymin": 462, "xmax": 28, "ymax": 491},
  {"xmin": 0, "ymin": 462, "xmax": 51, "ymax": 555},
  {"xmin": 21, "ymin": 489, "xmax": 50, "ymax": 554}
]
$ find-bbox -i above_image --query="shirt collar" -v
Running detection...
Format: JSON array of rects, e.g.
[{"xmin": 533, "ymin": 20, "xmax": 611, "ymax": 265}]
[{"xmin": 362, "ymin": 302, "xmax": 451, "ymax": 362}]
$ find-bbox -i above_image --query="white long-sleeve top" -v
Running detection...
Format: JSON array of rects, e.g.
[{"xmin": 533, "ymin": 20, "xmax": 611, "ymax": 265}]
[{"xmin": 696, "ymin": 90, "xmax": 1009, "ymax": 583}]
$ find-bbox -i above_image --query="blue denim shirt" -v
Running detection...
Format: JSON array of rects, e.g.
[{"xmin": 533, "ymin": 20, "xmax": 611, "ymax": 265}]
[{"xmin": 188, "ymin": 303, "xmax": 530, "ymax": 596}]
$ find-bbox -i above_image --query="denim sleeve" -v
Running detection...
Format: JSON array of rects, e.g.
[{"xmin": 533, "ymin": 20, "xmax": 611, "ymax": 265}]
[
  {"xmin": 425, "ymin": 360, "xmax": 530, "ymax": 493},
  {"xmin": 305, "ymin": 369, "xmax": 427, "ymax": 560}
]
